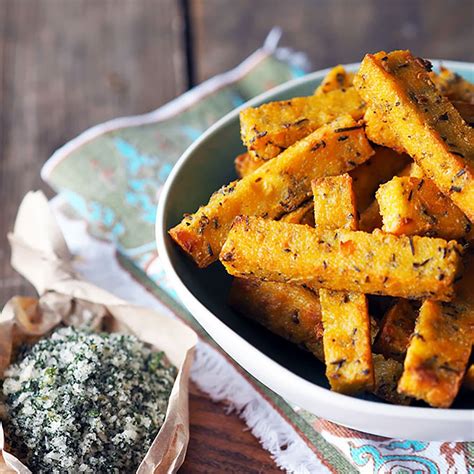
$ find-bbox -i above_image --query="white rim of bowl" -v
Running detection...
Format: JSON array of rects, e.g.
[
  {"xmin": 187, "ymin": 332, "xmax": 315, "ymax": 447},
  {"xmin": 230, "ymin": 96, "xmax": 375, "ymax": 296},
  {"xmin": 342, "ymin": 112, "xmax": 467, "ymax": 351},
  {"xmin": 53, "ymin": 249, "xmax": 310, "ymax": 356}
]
[{"xmin": 157, "ymin": 60, "xmax": 474, "ymax": 423}]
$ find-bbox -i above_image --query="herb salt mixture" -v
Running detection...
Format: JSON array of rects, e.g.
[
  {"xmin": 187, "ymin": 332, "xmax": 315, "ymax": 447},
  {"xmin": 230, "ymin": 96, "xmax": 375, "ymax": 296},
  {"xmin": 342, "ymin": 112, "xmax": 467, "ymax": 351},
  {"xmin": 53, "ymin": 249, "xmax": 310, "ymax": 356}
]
[{"xmin": 2, "ymin": 327, "xmax": 177, "ymax": 473}]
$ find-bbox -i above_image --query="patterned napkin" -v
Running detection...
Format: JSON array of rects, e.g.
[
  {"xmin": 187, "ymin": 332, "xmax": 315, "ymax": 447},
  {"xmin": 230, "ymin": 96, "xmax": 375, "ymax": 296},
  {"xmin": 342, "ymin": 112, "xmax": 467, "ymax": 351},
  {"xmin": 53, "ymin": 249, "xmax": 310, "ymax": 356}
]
[{"xmin": 41, "ymin": 34, "xmax": 472, "ymax": 473}]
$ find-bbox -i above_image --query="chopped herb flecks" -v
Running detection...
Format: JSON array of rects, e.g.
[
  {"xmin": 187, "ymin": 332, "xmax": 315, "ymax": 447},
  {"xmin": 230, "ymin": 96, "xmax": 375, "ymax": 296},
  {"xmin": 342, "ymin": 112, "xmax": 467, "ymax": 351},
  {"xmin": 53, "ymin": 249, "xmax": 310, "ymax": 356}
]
[{"xmin": 2, "ymin": 327, "xmax": 176, "ymax": 473}]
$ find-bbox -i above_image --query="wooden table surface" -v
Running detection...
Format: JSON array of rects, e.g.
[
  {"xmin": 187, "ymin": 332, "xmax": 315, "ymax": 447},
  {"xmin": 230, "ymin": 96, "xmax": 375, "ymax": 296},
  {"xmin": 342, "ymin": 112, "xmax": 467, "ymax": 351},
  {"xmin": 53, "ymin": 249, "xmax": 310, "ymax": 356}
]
[{"xmin": 0, "ymin": 1, "xmax": 472, "ymax": 471}]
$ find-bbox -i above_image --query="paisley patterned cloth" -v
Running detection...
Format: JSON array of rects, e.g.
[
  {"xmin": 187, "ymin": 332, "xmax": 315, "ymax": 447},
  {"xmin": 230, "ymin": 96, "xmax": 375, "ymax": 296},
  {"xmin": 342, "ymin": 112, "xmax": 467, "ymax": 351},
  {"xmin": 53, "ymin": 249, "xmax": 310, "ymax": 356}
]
[{"xmin": 42, "ymin": 40, "xmax": 473, "ymax": 473}]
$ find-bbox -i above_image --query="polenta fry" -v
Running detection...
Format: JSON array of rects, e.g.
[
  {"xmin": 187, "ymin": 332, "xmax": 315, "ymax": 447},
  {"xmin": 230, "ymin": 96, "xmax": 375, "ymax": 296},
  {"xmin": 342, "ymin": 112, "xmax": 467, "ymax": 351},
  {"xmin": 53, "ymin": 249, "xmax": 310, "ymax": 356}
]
[
  {"xmin": 220, "ymin": 217, "xmax": 463, "ymax": 301},
  {"xmin": 240, "ymin": 88, "xmax": 366, "ymax": 161},
  {"xmin": 170, "ymin": 116, "xmax": 373, "ymax": 267},
  {"xmin": 229, "ymin": 278, "xmax": 324, "ymax": 360},
  {"xmin": 398, "ymin": 256, "xmax": 474, "ymax": 407},
  {"xmin": 312, "ymin": 174, "xmax": 358, "ymax": 231},
  {"xmin": 319, "ymin": 289, "xmax": 373, "ymax": 393},
  {"xmin": 312, "ymin": 174, "xmax": 373, "ymax": 393},
  {"xmin": 355, "ymin": 50, "xmax": 474, "ymax": 223},
  {"xmin": 376, "ymin": 176, "xmax": 473, "ymax": 240},
  {"xmin": 314, "ymin": 65, "xmax": 354, "ymax": 95}
]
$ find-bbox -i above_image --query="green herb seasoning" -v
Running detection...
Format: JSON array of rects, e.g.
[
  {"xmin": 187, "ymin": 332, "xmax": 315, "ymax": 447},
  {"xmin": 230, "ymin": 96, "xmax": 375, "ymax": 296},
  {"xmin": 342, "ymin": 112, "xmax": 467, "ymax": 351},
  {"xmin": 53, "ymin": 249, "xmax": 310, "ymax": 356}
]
[{"xmin": 2, "ymin": 327, "xmax": 177, "ymax": 473}]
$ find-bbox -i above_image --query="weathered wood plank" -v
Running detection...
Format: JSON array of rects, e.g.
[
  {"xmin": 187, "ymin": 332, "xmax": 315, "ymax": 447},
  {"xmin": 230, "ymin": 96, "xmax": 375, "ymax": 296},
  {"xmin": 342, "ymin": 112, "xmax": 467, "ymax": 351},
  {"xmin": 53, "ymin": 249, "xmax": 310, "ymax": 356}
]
[
  {"xmin": 0, "ymin": 0, "xmax": 186, "ymax": 305},
  {"xmin": 181, "ymin": 382, "xmax": 281, "ymax": 473},
  {"xmin": 191, "ymin": 0, "xmax": 474, "ymax": 82}
]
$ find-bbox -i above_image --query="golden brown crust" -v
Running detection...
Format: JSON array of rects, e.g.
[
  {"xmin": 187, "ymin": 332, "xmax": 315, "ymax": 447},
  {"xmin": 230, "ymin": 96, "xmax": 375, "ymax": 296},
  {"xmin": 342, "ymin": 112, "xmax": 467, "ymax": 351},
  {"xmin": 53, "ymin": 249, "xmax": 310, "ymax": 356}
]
[
  {"xmin": 170, "ymin": 116, "xmax": 373, "ymax": 267},
  {"xmin": 312, "ymin": 174, "xmax": 358, "ymax": 231},
  {"xmin": 220, "ymin": 217, "xmax": 463, "ymax": 301},
  {"xmin": 229, "ymin": 278, "xmax": 324, "ymax": 351},
  {"xmin": 349, "ymin": 147, "xmax": 411, "ymax": 212},
  {"xmin": 376, "ymin": 176, "xmax": 473, "ymax": 240},
  {"xmin": 240, "ymin": 88, "xmax": 366, "ymax": 161},
  {"xmin": 319, "ymin": 289, "xmax": 374, "ymax": 393},
  {"xmin": 398, "ymin": 257, "xmax": 474, "ymax": 407},
  {"xmin": 314, "ymin": 65, "xmax": 355, "ymax": 95},
  {"xmin": 355, "ymin": 50, "xmax": 474, "ymax": 223}
]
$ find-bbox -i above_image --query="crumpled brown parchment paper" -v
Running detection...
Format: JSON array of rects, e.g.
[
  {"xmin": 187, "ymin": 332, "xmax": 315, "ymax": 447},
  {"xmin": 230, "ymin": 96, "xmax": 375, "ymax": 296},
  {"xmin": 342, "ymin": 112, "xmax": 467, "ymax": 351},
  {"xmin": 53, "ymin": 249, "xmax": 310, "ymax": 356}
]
[{"xmin": 0, "ymin": 191, "xmax": 198, "ymax": 473}]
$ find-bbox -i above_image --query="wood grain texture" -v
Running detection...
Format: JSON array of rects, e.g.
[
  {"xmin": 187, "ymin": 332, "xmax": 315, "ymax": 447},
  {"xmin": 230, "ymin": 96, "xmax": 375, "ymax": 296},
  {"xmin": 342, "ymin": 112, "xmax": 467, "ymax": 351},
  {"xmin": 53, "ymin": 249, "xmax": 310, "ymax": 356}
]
[
  {"xmin": 190, "ymin": 0, "xmax": 474, "ymax": 82},
  {"xmin": 0, "ymin": 0, "xmax": 186, "ymax": 305},
  {"xmin": 181, "ymin": 382, "xmax": 281, "ymax": 473}
]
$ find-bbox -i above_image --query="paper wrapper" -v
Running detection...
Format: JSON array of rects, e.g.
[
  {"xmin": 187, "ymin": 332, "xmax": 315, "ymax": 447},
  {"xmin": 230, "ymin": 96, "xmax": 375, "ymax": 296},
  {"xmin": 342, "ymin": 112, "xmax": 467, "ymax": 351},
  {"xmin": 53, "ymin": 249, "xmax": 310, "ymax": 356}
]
[{"xmin": 0, "ymin": 191, "xmax": 198, "ymax": 473}]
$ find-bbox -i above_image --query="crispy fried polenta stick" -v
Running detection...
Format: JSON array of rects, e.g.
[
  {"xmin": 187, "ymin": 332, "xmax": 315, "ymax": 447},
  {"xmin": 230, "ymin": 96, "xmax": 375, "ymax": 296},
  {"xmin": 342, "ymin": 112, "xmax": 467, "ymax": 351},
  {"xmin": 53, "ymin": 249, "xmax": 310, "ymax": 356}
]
[
  {"xmin": 236, "ymin": 145, "xmax": 409, "ymax": 215},
  {"xmin": 359, "ymin": 159, "xmax": 424, "ymax": 232},
  {"xmin": 373, "ymin": 354, "xmax": 411, "ymax": 405},
  {"xmin": 236, "ymin": 128, "xmax": 410, "ymax": 211},
  {"xmin": 355, "ymin": 50, "xmax": 474, "ymax": 223},
  {"xmin": 398, "ymin": 257, "xmax": 474, "ymax": 407},
  {"xmin": 314, "ymin": 65, "xmax": 354, "ymax": 95},
  {"xmin": 398, "ymin": 299, "xmax": 473, "ymax": 407},
  {"xmin": 349, "ymin": 147, "xmax": 411, "ymax": 212},
  {"xmin": 229, "ymin": 278, "xmax": 324, "ymax": 360},
  {"xmin": 319, "ymin": 290, "xmax": 373, "ymax": 393},
  {"xmin": 374, "ymin": 299, "xmax": 418, "ymax": 361},
  {"xmin": 359, "ymin": 200, "xmax": 382, "ymax": 232},
  {"xmin": 312, "ymin": 174, "xmax": 373, "ymax": 393},
  {"xmin": 240, "ymin": 88, "xmax": 366, "ymax": 161},
  {"xmin": 430, "ymin": 66, "xmax": 474, "ymax": 104},
  {"xmin": 376, "ymin": 176, "xmax": 473, "ymax": 240},
  {"xmin": 170, "ymin": 116, "xmax": 373, "ymax": 267},
  {"xmin": 220, "ymin": 217, "xmax": 463, "ymax": 301},
  {"xmin": 312, "ymin": 174, "xmax": 358, "ymax": 231},
  {"xmin": 279, "ymin": 201, "xmax": 315, "ymax": 226}
]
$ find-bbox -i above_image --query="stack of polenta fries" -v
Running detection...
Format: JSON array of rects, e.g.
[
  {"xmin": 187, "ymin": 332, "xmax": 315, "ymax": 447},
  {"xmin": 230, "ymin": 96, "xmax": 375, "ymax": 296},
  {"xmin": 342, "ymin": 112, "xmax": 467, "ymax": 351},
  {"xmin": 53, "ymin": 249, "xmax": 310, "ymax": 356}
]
[{"xmin": 170, "ymin": 50, "xmax": 474, "ymax": 408}]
